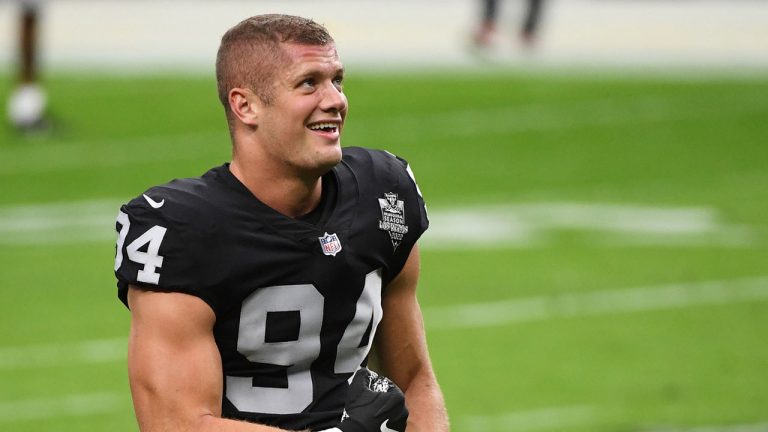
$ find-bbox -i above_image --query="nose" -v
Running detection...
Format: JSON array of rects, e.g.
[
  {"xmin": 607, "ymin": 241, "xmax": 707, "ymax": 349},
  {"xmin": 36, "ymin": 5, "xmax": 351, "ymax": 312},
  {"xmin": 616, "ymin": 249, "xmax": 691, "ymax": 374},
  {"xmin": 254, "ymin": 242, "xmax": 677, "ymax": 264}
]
[{"xmin": 320, "ymin": 81, "xmax": 347, "ymax": 113}]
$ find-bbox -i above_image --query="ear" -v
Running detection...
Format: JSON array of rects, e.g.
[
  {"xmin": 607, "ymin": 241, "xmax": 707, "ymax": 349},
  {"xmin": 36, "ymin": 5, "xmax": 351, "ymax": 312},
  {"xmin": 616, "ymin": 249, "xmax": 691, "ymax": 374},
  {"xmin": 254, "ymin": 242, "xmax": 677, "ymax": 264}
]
[{"xmin": 228, "ymin": 87, "xmax": 261, "ymax": 127}]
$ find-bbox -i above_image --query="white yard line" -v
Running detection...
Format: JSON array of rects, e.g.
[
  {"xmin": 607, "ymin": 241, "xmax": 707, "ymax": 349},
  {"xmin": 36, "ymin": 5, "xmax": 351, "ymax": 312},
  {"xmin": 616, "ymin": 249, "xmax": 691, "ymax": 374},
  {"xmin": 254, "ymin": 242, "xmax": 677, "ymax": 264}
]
[
  {"xmin": 640, "ymin": 422, "xmax": 768, "ymax": 432},
  {"xmin": 369, "ymin": 90, "xmax": 768, "ymax": 144},
  {"xmin": 424, "ymin": 203, "xmax": 754, "ymax": 248},
  {"xmin": 3, "ymin": 277, "xmax": 768, "ymax": 369},
  {"xmin": 0, "ymin": 338, "xmax": 126, "ymax": 370},
  {"xmin": 3, "ymin": 90, "xmax": 762, "ymax": 176},
  {"xmin": 457, "ymin": 407, "xmax": 768, "ymax": 432},
  {"xmin": 457, "ymin": 405, "xmax": 598, "ymax": 431},
  {"xmin": 423, "ymin": 276, "xmax": 768, "ymax": 330},
  {"xmin": 0, "ymin": 199, "xmax": 123, "ymax": 245},
  {"xmin": 0, "ymin": 392, "xmax": 124, "ymax": 423},
  {"xmin": 0, "ymin": 200, "xmax": 754, "ymax": 247},
  {"xmin": 0, "ymin": 131, "xmax": 227, "ymax": 176}
]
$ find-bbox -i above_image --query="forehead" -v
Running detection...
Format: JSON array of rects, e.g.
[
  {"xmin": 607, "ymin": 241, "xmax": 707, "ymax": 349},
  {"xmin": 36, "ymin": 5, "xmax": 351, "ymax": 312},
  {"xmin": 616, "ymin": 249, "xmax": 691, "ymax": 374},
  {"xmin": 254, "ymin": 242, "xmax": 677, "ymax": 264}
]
[{"xmin": 280, "ymin": 43, "xmax": 343, "ymax": 77}]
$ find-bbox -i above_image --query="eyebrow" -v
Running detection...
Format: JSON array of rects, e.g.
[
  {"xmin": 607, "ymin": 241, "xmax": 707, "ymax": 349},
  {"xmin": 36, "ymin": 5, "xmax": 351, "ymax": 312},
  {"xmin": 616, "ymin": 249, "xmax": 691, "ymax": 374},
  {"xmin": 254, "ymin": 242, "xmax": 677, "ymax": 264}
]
[
  {"xmin": 287, "ymin": 67, "xmax": 343, "ymax": 87},
  {"xmin": 295, "ymin": 64, "xmax": 344, "ymax": 77}
]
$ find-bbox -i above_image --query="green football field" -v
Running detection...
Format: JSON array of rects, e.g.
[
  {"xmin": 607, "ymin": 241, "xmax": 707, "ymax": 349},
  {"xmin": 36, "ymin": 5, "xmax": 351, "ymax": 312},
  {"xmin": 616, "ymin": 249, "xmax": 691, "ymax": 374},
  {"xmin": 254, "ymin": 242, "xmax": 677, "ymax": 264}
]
[{"xmin": 1, "ymin": 68, "xmax": 767, "ymax": 431}]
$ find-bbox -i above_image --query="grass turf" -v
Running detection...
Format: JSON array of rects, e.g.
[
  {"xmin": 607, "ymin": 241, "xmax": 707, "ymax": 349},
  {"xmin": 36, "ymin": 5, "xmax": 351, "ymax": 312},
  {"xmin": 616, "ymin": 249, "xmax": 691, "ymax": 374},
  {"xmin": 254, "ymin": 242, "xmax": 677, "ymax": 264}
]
[{"xmin": 1, "ymin": 69, "xmax": 767, "ymax": 431}]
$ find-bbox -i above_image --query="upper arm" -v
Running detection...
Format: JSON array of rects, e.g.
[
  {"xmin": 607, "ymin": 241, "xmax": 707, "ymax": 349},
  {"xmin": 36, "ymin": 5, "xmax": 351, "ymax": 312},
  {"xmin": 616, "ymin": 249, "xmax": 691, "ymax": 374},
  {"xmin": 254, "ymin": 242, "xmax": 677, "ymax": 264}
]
[
  {"xmin": 375, "ymin": 245, "xmax": 432, "ymax": 390},
  {"xmin": 376, "ymin": 246, "xmax": 450, "ymax": 430},
  {"xmin": 127, "ymin": 285, "xmax": 223, "ymax": 431}
]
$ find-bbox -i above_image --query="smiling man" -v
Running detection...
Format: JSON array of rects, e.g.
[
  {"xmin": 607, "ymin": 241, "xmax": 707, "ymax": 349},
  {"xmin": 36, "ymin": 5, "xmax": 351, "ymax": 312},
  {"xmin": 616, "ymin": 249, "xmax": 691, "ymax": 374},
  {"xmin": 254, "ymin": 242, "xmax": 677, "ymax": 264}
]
[{"xmin": 113, "ymin": 14, "xmax": 448, "ymax": 432}]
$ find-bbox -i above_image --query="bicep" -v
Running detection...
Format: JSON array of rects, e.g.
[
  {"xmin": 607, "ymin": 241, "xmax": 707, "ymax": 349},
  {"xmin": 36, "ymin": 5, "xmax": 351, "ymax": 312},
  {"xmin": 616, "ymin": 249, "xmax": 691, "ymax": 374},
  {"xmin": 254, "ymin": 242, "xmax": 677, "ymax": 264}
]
[
  {"xmin": 376, "ymin": 245, "xmax": 432, "ymax": 390},
  {"xmin": 127, "ymin": 286, "xmax": 222, "ymax": 431},
  {"xmin": 376, "ymin": 247, "xmax": 450, "ymax": 431}
]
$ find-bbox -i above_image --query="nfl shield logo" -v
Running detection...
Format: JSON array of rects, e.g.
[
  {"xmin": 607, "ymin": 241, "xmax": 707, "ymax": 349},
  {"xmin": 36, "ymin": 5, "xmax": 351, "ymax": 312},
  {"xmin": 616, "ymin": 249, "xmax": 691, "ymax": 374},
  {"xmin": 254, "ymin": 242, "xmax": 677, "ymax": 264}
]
[{"xmin": 318, "ymin": 232, "xmax": 343, "ymax": 257}]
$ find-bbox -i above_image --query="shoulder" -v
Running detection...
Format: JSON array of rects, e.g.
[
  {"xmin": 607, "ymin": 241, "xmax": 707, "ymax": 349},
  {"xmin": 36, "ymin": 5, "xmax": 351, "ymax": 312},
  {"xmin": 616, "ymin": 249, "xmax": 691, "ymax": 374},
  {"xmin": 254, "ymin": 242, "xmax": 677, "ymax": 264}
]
[
  {"xmin": 342, "ymin": 146, "xmax": 407, "ymax": 170},
  {"xmin": 341, "ymin": 146, "xmax": 418, "ymax": 189},
  {"xmin": 339, "ymin": 147, "xmax": 429, "ymax": 283},
  {"xmin": 120, "ymin": 167, "xmax": 227, "ymax": 235},
  {"xmin": 341, "ymin": 146, "xmax": 425, "ymax": 201},
  {"xmin": 115, "ymin": 167, "xmax": 231, "ymax": 285},
  {"xmin": 114, "ymin": 166, "xmax": 233, "ymax": 307}
]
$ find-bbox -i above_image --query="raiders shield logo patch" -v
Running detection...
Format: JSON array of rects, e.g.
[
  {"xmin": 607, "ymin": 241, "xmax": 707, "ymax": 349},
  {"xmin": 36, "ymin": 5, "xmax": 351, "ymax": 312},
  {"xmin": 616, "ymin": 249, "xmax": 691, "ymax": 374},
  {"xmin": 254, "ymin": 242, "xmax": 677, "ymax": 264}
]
[
  {"xmin": 318, "ymin": 232, "xmax": 342, "ymax": 256},
  {"xmin": 378, "ymin": 192, "xmax": 409, "ymax": 250}
]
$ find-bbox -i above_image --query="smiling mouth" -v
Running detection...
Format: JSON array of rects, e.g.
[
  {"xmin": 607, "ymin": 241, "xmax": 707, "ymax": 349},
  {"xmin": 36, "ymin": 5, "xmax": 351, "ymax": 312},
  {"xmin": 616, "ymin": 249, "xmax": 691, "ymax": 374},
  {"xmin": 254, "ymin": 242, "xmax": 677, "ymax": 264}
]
[{"xmin": 307, "ymin": 122, "xmax": 340, "ymax": 133}]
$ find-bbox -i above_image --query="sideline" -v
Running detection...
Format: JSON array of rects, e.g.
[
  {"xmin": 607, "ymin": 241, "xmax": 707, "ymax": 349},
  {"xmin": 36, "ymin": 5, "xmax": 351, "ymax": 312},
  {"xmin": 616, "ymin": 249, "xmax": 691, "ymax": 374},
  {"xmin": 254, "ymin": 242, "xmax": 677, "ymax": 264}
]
[{"xmin": 0, "ymin": 0, "xmax": 767, "ymax": 70}]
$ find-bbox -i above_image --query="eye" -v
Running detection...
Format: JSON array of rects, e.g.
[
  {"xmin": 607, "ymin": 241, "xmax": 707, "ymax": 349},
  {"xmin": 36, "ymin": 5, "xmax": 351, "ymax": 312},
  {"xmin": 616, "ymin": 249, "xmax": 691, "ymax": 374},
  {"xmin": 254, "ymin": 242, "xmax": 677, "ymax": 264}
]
[
  {"xmin": 333, "ymin": 76, "xmax": 344, "ymax": 89},
  {"xmin": 300, "ymin": 78, "xmax": 316, "ymax": 88}
]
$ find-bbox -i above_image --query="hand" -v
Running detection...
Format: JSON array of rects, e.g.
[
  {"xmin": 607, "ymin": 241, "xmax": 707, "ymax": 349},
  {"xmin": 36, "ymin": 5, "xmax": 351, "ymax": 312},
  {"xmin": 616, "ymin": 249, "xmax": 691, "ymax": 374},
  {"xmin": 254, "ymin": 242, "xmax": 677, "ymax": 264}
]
[{"xmin": 335, "ymin": 368, "xmax": 409, "ymax": 432}]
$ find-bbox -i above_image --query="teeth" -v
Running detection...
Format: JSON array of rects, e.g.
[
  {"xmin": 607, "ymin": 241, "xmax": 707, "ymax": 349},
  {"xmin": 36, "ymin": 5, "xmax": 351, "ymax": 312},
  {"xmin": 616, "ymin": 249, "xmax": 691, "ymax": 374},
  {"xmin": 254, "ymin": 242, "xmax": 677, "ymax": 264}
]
[{"xmin": 309, "ymin": 122, "xmax": 337, "ymax": 131}]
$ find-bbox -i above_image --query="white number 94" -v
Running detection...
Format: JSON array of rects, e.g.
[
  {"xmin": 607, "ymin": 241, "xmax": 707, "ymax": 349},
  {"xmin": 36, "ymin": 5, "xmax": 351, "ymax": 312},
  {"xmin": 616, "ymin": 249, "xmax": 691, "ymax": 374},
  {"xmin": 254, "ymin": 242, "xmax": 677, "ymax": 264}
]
[{"xmin": 115, "ymin": 210, "xmax": 167, "ymax": 285}]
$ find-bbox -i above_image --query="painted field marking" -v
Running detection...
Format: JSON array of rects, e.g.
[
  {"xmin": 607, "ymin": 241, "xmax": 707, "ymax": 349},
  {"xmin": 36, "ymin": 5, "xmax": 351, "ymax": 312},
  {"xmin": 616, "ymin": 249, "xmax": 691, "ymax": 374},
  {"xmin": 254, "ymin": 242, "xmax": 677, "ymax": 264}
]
[
  {"xmin": 423, "ymin": 276, "xmax": 768, "ymax": 330},
  {"xmin": 422, "ymin": 203, "xmax": 753, "ymax": 249},
  {"xmin": 0, "ymin": 131, "xmax": 227, "ymax": 176},
  {"xmin": 379, "ymin": 90, "xmax": 768, "ymax": 144},
  {"xmin": 0, "ymin": 338, "xmax": 126, "ymax": 370},
  {"xmin": 2, "ymin": 277, "xmax": 767, "ymax": 370},
  {"xmin": 0, "ymin": 392, "xmax": 124, "ymax": 423},
  {"xmin": 457, "ymin": 407, "xmax": 768, "ymax": 432},
  {"xmin": 2, "ymin": 86, "xmax": 764, "ymax": 176},
  {"xmin": 457, "ymin": 405, "xmax": 598, "ymax": 431},
  {"xmin": 0, "ymin": 200, "xmax": 754, "ymax": 248},
  {"xmin": 0, "ymin": 199, "xmax": 123, "ymax": 244},
  {"xmin": 640, "ymin": 422, "xmax": 768, "ymax": 432}
]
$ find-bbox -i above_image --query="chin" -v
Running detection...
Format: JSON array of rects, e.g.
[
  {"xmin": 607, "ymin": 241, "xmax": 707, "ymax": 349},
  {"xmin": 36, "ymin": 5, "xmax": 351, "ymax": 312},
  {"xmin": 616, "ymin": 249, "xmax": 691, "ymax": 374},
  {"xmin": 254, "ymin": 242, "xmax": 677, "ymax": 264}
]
[
  {"xmin": 322, "ymin": 142, "xmax": 343, "ymax": 163},
  {"xmin": 306, "ymin": 145, "xmax": 342, "ymax": 175}
]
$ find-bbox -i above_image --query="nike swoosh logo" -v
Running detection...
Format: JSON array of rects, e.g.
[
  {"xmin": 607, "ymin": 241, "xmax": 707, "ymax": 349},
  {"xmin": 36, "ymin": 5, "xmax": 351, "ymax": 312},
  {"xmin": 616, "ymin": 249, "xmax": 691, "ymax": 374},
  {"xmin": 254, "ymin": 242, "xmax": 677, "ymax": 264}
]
[
  {"xmin": 380, "ymin": 419, "xmax": 398, "ymax": 432},
  {"xmin": 143, "ymin": 194, "xmax": 165, "ymax": 209}
]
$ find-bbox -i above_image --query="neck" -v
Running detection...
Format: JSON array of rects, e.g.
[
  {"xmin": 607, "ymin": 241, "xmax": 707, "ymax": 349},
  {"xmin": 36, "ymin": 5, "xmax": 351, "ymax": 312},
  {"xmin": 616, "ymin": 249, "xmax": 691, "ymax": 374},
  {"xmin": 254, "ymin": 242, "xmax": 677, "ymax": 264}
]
[{"xmin": 229, "ymin": 158, "xmax": 323, "ymax": 219}]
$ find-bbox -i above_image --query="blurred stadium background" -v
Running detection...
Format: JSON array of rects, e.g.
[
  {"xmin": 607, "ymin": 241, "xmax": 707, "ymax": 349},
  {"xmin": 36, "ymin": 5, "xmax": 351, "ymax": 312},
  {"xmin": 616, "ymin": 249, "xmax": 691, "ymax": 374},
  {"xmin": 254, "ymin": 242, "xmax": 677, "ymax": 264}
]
[{"xmin": 1, "ymin": 1, "xmax": 767, "ymax": 431}]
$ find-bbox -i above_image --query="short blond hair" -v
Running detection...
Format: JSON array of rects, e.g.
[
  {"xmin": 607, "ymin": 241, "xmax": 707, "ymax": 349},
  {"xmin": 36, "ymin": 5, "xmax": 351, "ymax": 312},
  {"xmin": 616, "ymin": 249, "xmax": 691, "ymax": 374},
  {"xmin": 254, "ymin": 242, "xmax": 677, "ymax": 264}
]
[{"xmin": 215, "ymin": 14, "xmax": 333, "ymax": 117}]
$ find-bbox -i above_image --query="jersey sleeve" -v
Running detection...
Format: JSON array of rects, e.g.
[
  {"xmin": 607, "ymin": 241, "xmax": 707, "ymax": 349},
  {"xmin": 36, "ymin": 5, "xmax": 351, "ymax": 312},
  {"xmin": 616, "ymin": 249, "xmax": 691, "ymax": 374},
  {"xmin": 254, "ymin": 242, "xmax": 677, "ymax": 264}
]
[
  {"xmin": 372, "ymin": 150, "xmax": 430, "ymax": 285},
  {"xmin": 113, "ymin": 186, "xmax": 224, "ymax": 312},
  {"xmin": 394, "ymin": 153, "xmax": 429, "ymax": 234}
]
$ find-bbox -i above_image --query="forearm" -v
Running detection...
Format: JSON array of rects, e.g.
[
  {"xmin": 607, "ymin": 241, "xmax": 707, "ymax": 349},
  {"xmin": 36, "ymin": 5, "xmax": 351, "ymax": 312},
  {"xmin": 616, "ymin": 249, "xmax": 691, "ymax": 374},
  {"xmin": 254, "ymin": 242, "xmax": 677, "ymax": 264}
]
[
  {"xmin": 403, "ymin": 368, "xmax": 449, "ymax": 432},
  {"xmin": 133, "ymin": 386, "xmax": 308, "ymax": 432},
  {"xmin": 378, "ymin": 247, "xmax": 449, "ymax": 431},
  {"xmin": 131, "ymin": 366, "xmax": 308, "ymax": 432},
  {"xmin": 131, "ymin": 370, "xmax": 299, "ymax": 432},
  {"xmin": 198, "ymin": 414, "xmax": 300, "ymax": 432}
]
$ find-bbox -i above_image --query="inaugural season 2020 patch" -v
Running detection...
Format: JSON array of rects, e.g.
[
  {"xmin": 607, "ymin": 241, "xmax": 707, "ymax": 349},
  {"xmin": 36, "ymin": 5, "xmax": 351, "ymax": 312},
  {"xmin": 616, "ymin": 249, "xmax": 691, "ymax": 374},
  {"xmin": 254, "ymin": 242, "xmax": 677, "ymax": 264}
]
[{"xmin": 378, "ymin": 192, "xmax": 409, "ymax": 250}]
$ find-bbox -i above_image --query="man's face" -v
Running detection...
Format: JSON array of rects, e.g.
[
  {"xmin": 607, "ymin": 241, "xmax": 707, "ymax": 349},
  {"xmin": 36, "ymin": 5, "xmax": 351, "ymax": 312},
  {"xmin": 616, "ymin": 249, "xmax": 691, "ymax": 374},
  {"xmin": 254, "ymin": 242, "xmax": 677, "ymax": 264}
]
[{"xmin": 256, "ymin": 42, "xmax": 348, "ymax": 176}]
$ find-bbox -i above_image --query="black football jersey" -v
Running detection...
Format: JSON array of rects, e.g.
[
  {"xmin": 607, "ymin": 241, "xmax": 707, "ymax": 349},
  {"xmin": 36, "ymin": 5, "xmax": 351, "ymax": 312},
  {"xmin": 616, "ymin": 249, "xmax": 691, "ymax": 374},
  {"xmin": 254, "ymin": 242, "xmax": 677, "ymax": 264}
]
[{"xmin": 113, "ymin": 146, "xmax": 428, "ymax": 430}]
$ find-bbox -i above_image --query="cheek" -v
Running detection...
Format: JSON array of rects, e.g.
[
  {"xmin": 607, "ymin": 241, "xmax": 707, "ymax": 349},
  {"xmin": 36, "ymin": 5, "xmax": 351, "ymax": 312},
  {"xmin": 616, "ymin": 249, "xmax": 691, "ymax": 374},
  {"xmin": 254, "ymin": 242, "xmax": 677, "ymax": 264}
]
[{"xmin": 295, "ymin": 98, "xmax": 320, "ymax": 116}]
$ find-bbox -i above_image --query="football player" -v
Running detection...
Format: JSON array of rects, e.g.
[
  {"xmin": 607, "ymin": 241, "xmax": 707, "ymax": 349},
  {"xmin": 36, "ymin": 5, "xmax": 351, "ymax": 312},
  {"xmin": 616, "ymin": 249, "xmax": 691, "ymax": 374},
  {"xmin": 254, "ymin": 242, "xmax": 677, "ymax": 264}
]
[
  {"xmin": 7, "ymin": 0, "xmax": 48, "ymax": 131},
  {"xmin": 472, "ymin": 0, "xmax": 546, "ymax": 49},
  {"xmin": 114, "ymin": 14, "xmax": 449, "ymax": 432}
]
